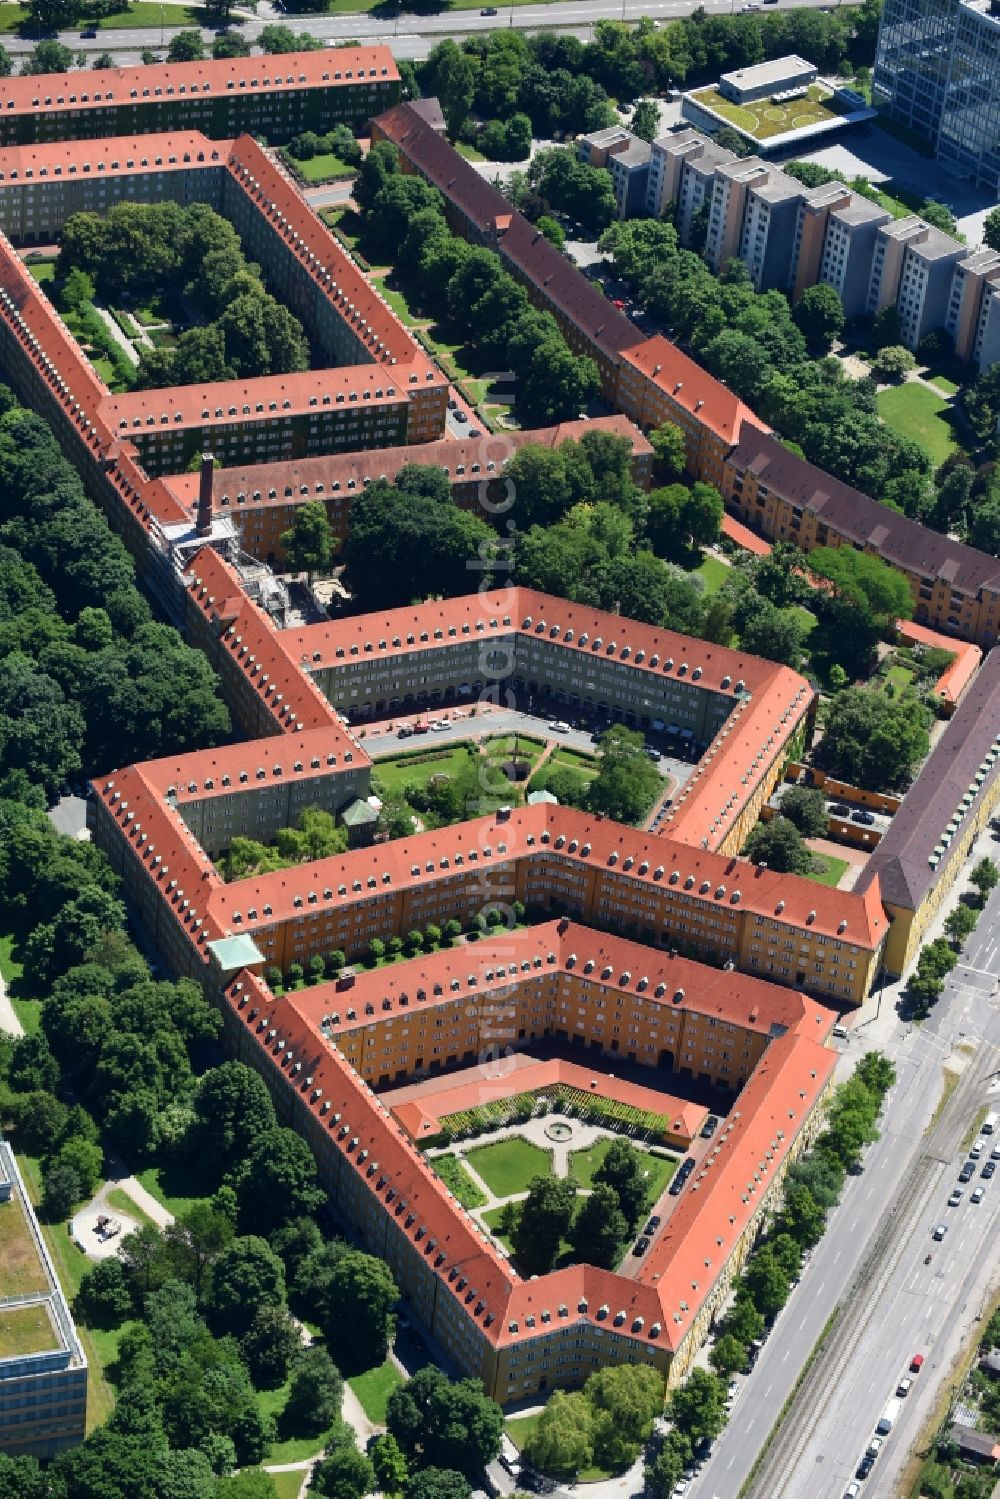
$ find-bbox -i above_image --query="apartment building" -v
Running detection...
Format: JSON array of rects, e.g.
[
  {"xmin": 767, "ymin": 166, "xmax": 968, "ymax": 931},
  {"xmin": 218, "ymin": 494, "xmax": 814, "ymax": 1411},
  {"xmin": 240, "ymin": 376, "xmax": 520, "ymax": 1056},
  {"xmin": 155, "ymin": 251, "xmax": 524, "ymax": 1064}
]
[
  {"xmin": 855, "ymin": 646, "xmax": 1000, "ymax": 972},
  {"xmin": 219, "ymin": 930, "xmax": 835, "ymax": 1397},
  {"xmin": 816, "ymin": 194, "xmax": 892, "ymax": 318},
  {"xmin": 577, "ymin": 125, "xmax": 637, "ymax": 168},
  {"xmin": 703, "ymin": 157, "xmax": 771, "ymax": 274},
  {"xmin": 0, "ymin": 1141, "xmax": 87, "ymax": 1458},
  {"xmin": 617, "ymin": 336, "xmax": 764, "ymax": 486},
  {"xmin": 874, "ymin": 0, "xmax": 1000, "ymax": 194},
  {"xmin": 866, "ymin": 215, "xmax": 967, "ymax": 348},
  {"xmin": 945, "ymin": 247, "xmax": 1000, "ymax": 361},
  {"xmin": 645, "ymin": 130, "xmax": 730, "ymax": 231},
  {"xmin": 609, "ymin": 141, "xmax": 653, "ymax": 218},
  {"xmin": 156, "ymin": 416, "xmax": 652, "ymax": 566},
  {"xmin": 0, "ymin": 48, "xmax": 400, "ymax": 148},
  {"xmin": 722, "ymin": 429, "xmax": 1000, "ymax": 647}
]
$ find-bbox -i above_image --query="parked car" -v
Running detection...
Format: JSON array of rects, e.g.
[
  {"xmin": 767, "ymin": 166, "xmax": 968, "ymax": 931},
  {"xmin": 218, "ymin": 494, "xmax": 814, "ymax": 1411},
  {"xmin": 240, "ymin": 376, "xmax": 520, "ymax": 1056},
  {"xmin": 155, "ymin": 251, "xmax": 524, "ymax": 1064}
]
[
  {"xmin": 910, "ymin": 1353, "xmax": 925, "ymax": 1371},
  {"xmin": 829, "ymin": 802, "xmax": 850, "ymax": 817},
  {"xmin": 855, "ymin": 1454, "xmax": 874, "ymax": 1480},
  {"xmin": 701, "ymin": 1115, "xmax": 719, "ymax": 1138},
  {"xmin": 633, "ymin": 1236, "xmax": 650, "ymax": 1256},
  {"xmin": 481, "ymin": 7, "xmax": 498, "ymax": 14},
  {"xmin": 397, "ymin": 725, "xmax": 414, "ymax": 738},
  {"xmin": 896, "ymin": 1376, "xmax": 913, "ymax": 1397},
  {"xmin": 644, "ymin": 1215, "xmax": 661, "ymax": 1234},
  {"xmin": 851, "ymin": 809, "xmax": 876, "ymax": 825},
  {"xmin": 551, "ymin": 721, "xmax": 571, "ymax": 733}
]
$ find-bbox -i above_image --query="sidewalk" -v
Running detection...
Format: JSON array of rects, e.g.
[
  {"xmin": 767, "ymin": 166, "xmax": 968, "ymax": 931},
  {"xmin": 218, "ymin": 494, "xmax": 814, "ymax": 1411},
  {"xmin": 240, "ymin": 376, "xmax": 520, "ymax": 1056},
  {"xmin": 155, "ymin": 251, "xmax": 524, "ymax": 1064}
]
[{"xmin": 0, "ymin": 965, "xmax": 24, "ymax": 1039}]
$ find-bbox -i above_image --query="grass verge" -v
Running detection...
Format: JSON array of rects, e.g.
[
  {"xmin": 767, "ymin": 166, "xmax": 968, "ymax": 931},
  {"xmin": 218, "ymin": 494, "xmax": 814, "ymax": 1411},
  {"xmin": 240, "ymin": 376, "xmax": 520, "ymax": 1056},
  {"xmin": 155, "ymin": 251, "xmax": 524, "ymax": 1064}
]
[
  {"xmin": 806, "ymin": 854, "xmax": 851, "ymax": 888},
  {"xmin": 926, "ymin": 1066, "xmax": 961, "ymax": 1135},
  {"xmin": 465, "ymin": 1137, "xmax": 553, "ymax": 1197}
]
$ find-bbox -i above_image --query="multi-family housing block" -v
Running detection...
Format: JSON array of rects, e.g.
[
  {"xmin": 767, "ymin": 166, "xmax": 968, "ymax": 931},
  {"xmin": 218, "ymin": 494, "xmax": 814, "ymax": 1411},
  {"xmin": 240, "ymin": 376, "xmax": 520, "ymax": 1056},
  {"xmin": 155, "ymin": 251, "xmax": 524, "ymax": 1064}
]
[{"xmin": 0, "ymin": 48, "xmax": 399, "ymax": 147}]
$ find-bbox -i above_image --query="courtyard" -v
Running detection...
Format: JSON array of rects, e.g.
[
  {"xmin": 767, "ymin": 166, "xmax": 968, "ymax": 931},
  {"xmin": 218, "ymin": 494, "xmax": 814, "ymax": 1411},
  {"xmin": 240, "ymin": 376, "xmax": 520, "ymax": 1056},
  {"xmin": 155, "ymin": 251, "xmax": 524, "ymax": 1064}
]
[{"xmin": 427, "ymin": 1114, "xmax": 682, "ymax": 1274}]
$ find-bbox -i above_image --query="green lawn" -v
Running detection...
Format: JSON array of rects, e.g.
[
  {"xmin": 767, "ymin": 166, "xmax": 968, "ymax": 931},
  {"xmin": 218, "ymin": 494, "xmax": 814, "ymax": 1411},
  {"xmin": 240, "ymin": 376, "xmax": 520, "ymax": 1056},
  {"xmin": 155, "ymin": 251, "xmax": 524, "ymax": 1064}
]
[
  {"xmin": 506, "ymin": 1413, "xmax": 540, "ymax": 1450},
  {"xmin": 431, "ymin": 1153, "xmax": 488, "ymax": 1209},
  {"xmin": 285, "ymin": 151, "xmax": 355, "ymax": 183},
  {"xmin": 455, "ymin": 141, "xmax": 488, "ymax": 162},
  {"xmin": 26, "ymin": 259, "xmax": 57, "ymax": 284},
  {"xmin": 0, "ymin": 930, "xmax": 42, "ymax": 1036},
  {"xmin": 0, "ymin": 1305, "xmax": 58, "ymax": 1358},
  {"xmin": 806, "ymin": 854, "xmax": 851, "ymax": 888},
  {"xmin": 91, "ymin": 2, "xmax": 206, "ymax": 27},
  {"xmin": 568, "ymin": 1139, "xmax": 678, "ymax": 1200},
  {"xmin": 885, "ymin": 663, "xmax": 916, "ymax": 692},
  {"xmin": 257, "ymin": 1377, "xmax": 328, "ymax": 1465},
  {"xmin": 269, "ymin": 1475, "xmax": 307, "ymax": 1499},
  {"xmin": 876, "ymin": 382, "xmax": 959, "ymax": 467},
  {"xmin": 695, "ymin": 554, "xmax": 730, "ymax": 596},
  {"xmin": 928, "ymin": 373, "xmax": 960, "ymax": 395},
  {"xmin": 691, "ymin": 83, "xmax": 846, "ymax": 140},
  {"xmin": 348, "ymin": 1358, "xmax": 403, "ymax": 1423},
  {"xmin": 377, "ymin": 280, "xmax": 424, "ymax": 328},
  {"xmin": 371, "ymin": 743, "xmax": 476, "ymax": 799},
  {"xmin": 0, "ymin": 2, "xmax": 27, "ymax": 28},
  {"xmin": 465, "ymin": 1137, "xmax": 553, "ymax": 1197},
  {"xmin": 135, "ymin": 1159, "xmax": 215, "ymax": 1219}
]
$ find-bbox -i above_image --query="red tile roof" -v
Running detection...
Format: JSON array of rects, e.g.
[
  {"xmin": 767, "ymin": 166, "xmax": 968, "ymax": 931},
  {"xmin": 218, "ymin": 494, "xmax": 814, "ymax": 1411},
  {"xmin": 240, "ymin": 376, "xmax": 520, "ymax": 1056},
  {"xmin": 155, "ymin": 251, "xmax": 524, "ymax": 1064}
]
[
  {"xmin": 158, "ymin": 416, "xmax": 652, "ymax": 520},
  {"xmin": 220, "ymin": 923, "xmax": 836, "ymax": 1354},
  {"xmin": 208, "ymin": 802, "xmax": 886, "ymax": 951},
  {"xmin": 0, "ymin": 132, "xmax": 228, "ymax": 181},
  {"xmin": 386, "ymin": 1057, "xmax": 707, "ymax": 1146},
  {"xmin": 0, "ymin": 47, "xmax": 398, "ymax": 121},
  {"xmin": 621, "ymin": 335, "xmax": 766, "ymax": 448},
  {"xmin": 135, "ymin": 726, "xmax": 366, "ymax": 807},
  {"xmin": 894, "ymin": 620, "xmax": 982, "ymax": 709}
]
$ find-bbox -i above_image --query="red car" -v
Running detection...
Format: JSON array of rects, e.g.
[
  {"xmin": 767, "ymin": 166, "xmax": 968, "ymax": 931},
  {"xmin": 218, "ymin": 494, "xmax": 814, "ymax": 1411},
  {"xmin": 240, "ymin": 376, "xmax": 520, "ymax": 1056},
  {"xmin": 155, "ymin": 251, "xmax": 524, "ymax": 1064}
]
[{"xmin": 910, "ymin": 1353, "xmax": 925, "ymax": 1372}]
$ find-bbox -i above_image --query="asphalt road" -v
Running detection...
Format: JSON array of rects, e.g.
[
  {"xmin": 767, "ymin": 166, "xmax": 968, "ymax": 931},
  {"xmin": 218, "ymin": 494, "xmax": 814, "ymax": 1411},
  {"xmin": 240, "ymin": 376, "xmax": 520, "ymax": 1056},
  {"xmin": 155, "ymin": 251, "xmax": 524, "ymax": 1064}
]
[
  {"xmin": 691, "ymin": 851, "xmax": 1000, "ymax": 1499},
  {"xmin": 4, "ymin": 0, "xmax": 861, "ymax": 64}
]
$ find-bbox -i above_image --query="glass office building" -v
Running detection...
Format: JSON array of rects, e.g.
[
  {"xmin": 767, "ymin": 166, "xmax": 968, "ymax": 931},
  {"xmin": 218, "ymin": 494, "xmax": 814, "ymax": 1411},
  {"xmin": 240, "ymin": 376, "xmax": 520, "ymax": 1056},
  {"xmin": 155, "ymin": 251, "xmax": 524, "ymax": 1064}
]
[{"xmin": 873, "ymin": 0, "xmax": 1000, "ymax": 193}]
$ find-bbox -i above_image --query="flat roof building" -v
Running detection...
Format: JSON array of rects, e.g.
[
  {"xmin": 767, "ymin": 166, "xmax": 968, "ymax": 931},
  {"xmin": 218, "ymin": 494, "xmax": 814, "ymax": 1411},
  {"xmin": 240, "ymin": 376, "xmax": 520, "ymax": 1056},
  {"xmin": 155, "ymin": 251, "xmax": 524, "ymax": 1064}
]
[
  {"xmin": 719, "ymin": 55, "xmax": 818, "ymax": 105},
  {"xmin": 0, "ymin": 1140, "xmax": 87, "ymax": 1458}
]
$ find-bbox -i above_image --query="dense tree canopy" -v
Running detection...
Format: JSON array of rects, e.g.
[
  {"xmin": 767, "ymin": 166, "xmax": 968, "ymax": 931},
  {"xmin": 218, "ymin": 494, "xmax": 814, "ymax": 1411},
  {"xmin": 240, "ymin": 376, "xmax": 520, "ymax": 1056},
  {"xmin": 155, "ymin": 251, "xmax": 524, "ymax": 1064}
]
[
  {"xmin": 386, "ymin": 1367, "xmax": 503, "ymax": 1477},
  {"xmin": 815, "ymin": 686, "xmax": 931, "ymax": 792}
]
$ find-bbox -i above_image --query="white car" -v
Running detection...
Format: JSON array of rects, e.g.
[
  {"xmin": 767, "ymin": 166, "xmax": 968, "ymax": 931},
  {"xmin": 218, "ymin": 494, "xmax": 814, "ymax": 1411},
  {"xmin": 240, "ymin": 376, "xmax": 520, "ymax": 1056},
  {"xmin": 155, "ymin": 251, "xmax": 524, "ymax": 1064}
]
[
  {"xmin": 972, "ymin": 1186, "xmax": 985, "ymax": 1203},
  {"xmin": 897, "ymin": 1377, "xmax": 913, "ymax": 1397},
  {"xmin": 551, "ymin": 721, "xmax": 571, "ymax": 733},
  {"xmin": 970, "ymin": 1142, "xmax": 983, "ymax": 1159},
  {"xmin": 949, "ymin": 1188, "xmax": 964, "ymax": 1206}
]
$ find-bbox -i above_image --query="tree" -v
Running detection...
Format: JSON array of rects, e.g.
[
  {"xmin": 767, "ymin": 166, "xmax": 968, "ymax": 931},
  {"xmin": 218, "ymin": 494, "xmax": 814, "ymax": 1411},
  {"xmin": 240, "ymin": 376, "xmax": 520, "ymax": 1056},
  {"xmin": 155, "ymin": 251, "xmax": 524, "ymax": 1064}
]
[
  {"xmin": 310, "ymin": 1445, "xmax": 375, "ymax": 1499},
  {"xmin": 586, "ymin": 726, "xmax": 662, "ymax": 826},
  {"xmin": 166, "ymin": 30, "xmax": 205, "ymax": 62},
  {"xmin": 406, "ymin": 1471, "xmax": 471, "ymax": 1499},
  {"xmin": 645, "ymin": 1433, "xmax": 692, "ymax": 1499},
  {"xmin": 371, "ymin": 1433, "xmax": 409, "ymax": 1496},
  {"xmin": 593, "ymin": 1136, "xmax": 651, "ymax": 1231},
  {"xmin": 815, "ymin": 686, "xmax": 931, "ymax": 792},
  {"xmin": 511, "ymin": 1174, "xmax": 576, "ymax": 1275},
  {"xmin": 13, "ymin": 1089, "xmax": 69, "ymax": 1155},
  {"xmin": 420, "ymin": 40, "xmax": 476, "ymax": 135},
  {"xmin": 853, "ymin": 1052, "xmax": 895, "ymax": 1100},
  {"xmin": 211, "ymin": 1236, "xmax": 286, "ymax": 1338},
  {"xmin": 648, "ymin": 421, "xmax": 688, "ymax": 481},
  {"xmin": 241, "ymin": 1305, "xmax": 300, "ymax": 1390},
  {"xmin": 792, "ymin": 283, "xmax": 844, "ymax": 353},
  {"xmin": 978, "ymin": 205, "xmax": 1000, "ymax": 259},
  {"xmin": 280, "ymin": 501, "xmax": 335, "ymax": 584},
  {"xmin": 779, "ymin": 786, "xmax": 828, "ymax": 838},
  {"xmin": 741, "ymin": 1246, "xmax": 792, "ymax": 1320},
  {"xmin": 709, "ymin": 1333, "xmax": 747, "ymax": 1378},
  {"xmin": 20, "ymin": 40, "xmax": 74, "ymax": 74},
  {"xmin": 871, "ymin": 344, "xmax": 917, "ymax": 381},
  {"xmin": 0, "ymin": 1454, "xmax": 62, "ymax": 1499},
  {"xmin": 320, "ymin": 1251, "xmax": 398, "ymax": 1374},
  {"xmin": 235, "ymin": 1126, "xmax": 324, "ymax": 1235},
  {"xmin": 285, "ymin": 1345, "xmax": 344, "ymax": 1435},
  {"xmin": 971, "ymin": 858, "xmax": 999, "ymax": 902},
  {"xmin": 667, "ymin": 1369, "xmax": 726, "ymax": 1446},
  {"xmin": 260, "ymin": 23, "xmax": 323, "ymax": 51},
  {"xmin": 586, "ymin": 1364, "xmax": 663, "ymax": 1470},
  {"xmin": 40, "ymin": 1160, "xmax": 82, "ymax": 1222},
  {"xmin": 535, "ymin": 214, "xmax": 564, "ymax": 248},
  {"xmin": 777, "ymin": 1181, "xmax": 827, "ymax": 1249},
  {"xmin": 945, "ymin": 903, "xmax": 978, "ymax": 946},
  {"xmin": 568, "ymin": 1182, "xmax": 628, "ymax": 1269},
  {"xmin": 386, "ymin": 1367, "xmax": 502, "ymax": 1476},
  {"xmin": 525, "ymin": 1390, "xmax": 594, "ymax": 1479},
  {"xmin": 77, "ymin": 1256, "xmax": 133, "ymax": 1329},
  {"xmin": 743, "ymin": 816, "xmax": 814, "ymax": 875},
  {"xmin": 213, "ymin": 31, "xmax": 252, "ymax": 58},
  {"xmin": 919, "ymin": 198, "xmax": 957, "ymax": 234},
  {"xmin": 193, "ymin": 1062, "xmax": 277, "ymax": 1168},
  {"xmin": 630, "ymin": 99, "xmax": 660, "ymax": 142},
  {"xmin": 725, "ymin": 1296, "xmax": 764, "ymax": 1347}
]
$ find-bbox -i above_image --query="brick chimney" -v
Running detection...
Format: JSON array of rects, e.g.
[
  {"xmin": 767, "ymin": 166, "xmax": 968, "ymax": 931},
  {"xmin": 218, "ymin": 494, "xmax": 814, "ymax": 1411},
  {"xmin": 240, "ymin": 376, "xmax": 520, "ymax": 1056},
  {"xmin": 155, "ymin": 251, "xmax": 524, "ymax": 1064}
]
[{"xmin": 195, "ymin": 453, "xmax": 214, "ymax": 538}]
